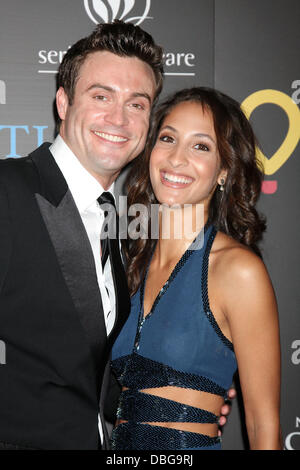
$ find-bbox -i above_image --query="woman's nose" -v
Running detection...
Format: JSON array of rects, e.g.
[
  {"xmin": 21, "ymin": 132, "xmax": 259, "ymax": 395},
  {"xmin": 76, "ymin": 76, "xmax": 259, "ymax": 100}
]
[{"xmin": 167, "ymin": 145, "xmax": 188, "ymax": 168}]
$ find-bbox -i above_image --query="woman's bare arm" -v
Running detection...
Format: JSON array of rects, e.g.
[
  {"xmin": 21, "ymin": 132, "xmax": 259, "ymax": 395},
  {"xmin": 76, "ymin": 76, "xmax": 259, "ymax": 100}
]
[{"xmin": 221, "ymin": 247, "xmax": 282, "ymax": 449}]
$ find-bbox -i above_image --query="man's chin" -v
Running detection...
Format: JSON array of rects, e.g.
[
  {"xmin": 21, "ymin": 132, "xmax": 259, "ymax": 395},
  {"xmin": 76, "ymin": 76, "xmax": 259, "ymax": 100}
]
[{"xmin": 95, "ymin": 155, "xmax": 136, "ymax": 172}]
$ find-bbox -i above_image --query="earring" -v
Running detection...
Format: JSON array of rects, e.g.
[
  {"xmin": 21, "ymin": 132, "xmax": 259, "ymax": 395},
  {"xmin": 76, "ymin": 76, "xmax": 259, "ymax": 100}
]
[{"xmin": 219, "ymin": 177, "xmax": 225, "ymax": 191}]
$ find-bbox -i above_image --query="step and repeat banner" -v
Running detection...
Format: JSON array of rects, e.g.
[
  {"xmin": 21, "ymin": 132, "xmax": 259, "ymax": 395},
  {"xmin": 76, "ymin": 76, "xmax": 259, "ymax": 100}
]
[{"xmin": 0, "ymin": 0, "xmax": 299, "ymax": 450}]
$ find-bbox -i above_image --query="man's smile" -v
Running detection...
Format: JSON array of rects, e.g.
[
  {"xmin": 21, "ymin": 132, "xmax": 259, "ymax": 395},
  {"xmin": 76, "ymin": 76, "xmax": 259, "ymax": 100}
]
[{"xmin": 92, "ymin": 130, "xmax": 129, "ymax": 143}]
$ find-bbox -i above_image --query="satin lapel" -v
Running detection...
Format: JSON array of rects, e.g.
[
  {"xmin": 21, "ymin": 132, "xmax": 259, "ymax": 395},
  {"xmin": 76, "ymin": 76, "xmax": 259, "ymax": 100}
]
[
  {"xmin": 35, "ymin": 186, "xmax": 107, "ymax": 382},
  {"xmin": 31, "ymin": 144, "xmax": 127, "ymax": 373}
]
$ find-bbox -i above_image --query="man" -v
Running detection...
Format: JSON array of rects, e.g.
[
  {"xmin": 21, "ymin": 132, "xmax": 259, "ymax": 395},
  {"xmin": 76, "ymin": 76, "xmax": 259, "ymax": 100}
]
[{"xmin": 0, "ymin": 21, "xmax": 232, "ymax": 450}]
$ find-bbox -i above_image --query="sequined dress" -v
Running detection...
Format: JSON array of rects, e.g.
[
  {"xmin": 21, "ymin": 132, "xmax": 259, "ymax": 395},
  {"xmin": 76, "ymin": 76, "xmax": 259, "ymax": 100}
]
[{"xmin": 111, "ymin": 225, "xmax": 237, "ymax": 450}]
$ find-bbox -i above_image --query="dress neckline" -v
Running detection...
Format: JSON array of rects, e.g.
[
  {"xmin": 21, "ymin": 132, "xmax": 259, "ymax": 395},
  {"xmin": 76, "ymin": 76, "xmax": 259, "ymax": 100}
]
[
  {"xmin": 132, "ymin": 222, "xmax": 212, "ymax": 353},
  {"xmin": 140, "ymin": 222, "xmax": 212, "ymax": 321}
]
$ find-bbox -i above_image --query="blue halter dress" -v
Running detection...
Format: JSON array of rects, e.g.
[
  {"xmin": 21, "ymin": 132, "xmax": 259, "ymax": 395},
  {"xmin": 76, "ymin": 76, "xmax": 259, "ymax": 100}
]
[{"xmin": 111, "ymin": 225, "xmax": 237, "ymax": 450}]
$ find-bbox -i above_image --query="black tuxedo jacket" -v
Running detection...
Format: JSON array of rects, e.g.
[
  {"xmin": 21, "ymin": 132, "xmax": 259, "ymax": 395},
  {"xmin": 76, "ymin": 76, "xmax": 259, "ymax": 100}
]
[{"xmin": 0, "ymin": 143, "xmax": 130, "ymax": 450}]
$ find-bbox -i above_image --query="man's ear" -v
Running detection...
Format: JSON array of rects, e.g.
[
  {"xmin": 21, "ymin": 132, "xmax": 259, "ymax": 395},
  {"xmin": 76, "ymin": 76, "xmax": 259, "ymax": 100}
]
[{"xmin": 56, "ymin": 87, "xmax": 69, "ymax": 121}]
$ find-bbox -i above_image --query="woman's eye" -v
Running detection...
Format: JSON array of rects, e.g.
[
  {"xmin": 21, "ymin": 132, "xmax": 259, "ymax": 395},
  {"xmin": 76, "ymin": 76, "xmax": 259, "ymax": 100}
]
[
  {"xmin": 194, "ymin": 143, "xmax": 209, "ymax": 151},
  {"xmin": 159, "ymin": 135, "xmax": 174, "ymax": 143}
]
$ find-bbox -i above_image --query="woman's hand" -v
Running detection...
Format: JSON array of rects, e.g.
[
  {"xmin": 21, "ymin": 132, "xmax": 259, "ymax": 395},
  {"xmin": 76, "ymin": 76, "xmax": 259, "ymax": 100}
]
[{"xmin": 218, "ymin": 388, "xmax": 236, "ymax": 436}]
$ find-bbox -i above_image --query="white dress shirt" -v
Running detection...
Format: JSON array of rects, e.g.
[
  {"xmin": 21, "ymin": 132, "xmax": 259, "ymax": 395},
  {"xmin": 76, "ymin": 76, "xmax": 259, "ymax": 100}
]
[{"xmin": 49, "ymin": 134, "xmax": 116, "ymax": 444}]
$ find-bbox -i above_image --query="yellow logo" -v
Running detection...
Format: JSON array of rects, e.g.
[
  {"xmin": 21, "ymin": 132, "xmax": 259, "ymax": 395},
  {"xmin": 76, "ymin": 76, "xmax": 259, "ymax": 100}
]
[{"xmin": 242, "ymin": 90, "xmax": 300, "ymax": 175}]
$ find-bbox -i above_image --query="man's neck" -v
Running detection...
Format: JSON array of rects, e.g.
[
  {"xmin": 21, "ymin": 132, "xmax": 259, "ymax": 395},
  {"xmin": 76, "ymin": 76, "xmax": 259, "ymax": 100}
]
[{"xmin": 58, "ymin": 133, "xmax": 119, "ymax": 189}]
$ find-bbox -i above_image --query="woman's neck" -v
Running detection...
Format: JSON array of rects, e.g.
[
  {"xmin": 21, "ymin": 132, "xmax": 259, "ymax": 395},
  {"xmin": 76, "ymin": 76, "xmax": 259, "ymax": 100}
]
[{"xmin": 154, "ymin": 204, "xmax": 208, "ymax": 267}]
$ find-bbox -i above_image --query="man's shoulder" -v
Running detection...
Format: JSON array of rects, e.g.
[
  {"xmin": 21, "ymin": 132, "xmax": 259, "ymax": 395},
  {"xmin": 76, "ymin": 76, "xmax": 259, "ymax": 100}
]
[
  {"xmin": 0, "ymin": 143, "xmax": 52, "ymax": 185},
  {"xmin": 0, "ymin": 142, "xmax": 52, "ymax": 167}
]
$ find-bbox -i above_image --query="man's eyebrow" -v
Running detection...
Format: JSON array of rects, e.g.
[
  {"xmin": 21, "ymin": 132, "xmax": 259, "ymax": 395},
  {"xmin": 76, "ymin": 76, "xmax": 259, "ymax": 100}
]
[
  {"xmin": 86, "ymin": 84, "xmax": 114, "ymax": 93},
  {"xmin": 131, "ymin": 92, "xmax": 152, "ymax": 105},
  {"xmin": 86, "ymin": 84, "xmax": 152, "ymax": 104},
  {"xmin": 160, "ymin": 125, "xmax": 216, "ymax": 143}
]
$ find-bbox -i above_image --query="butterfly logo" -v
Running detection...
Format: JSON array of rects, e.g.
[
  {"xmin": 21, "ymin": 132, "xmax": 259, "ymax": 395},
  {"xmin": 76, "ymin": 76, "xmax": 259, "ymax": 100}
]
[{"xmin": 84, "ymin": 0, "xmax": 152, "ymax": 26}]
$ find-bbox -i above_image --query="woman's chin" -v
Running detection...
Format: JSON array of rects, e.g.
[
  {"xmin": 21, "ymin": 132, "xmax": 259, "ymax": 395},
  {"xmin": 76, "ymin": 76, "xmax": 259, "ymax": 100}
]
[{"xmin": 158, "ymin": 199, "xmax": 185, "ymax": 209}]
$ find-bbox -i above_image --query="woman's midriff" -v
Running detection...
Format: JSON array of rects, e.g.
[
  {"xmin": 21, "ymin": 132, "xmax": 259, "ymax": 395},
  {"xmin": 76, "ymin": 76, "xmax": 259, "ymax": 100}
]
[{"xmin": 117, "ymin": 386, "xmax": 224, "ymax": 437}]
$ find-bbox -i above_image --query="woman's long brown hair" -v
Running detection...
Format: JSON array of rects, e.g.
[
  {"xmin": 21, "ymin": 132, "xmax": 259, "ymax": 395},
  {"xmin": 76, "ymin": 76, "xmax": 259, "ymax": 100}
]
[{"xmin": 124, "ymin": 87, "xmax": 266, "ymax": 296}]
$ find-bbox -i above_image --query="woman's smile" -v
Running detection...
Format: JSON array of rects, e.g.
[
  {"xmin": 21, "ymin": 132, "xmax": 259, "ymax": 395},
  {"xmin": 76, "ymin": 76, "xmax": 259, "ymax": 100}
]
[{"xmin": 160, "ymin": 170, "xmax": 194, "ymax": 188}]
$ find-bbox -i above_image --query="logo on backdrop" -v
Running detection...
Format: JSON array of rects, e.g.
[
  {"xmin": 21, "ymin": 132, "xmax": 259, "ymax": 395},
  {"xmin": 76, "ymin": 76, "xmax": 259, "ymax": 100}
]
[
  {"xmin": 0, "ymin": 126, "xmax": 48, "ymax": 158},
  {"xmin": 0, "ymin": 80, "xmax": 6, "ymax": 104},
  {"xmin": 285, "ymin": 417, "xmax": 300, "ymax": 450},
  {"xmin": 83, "ymin": 0, "xmax": 152, "ymax": 26},
  {"xmin": 242, "ymin": 90, "xmax": 300, "ymax": 194},
  {"xmin": 37, "ymin": 47, "xmax": 196, "ymax": 77},
  {"xmin": 38, "ymin": 1, "xmax": 195, "ymax": 76}
]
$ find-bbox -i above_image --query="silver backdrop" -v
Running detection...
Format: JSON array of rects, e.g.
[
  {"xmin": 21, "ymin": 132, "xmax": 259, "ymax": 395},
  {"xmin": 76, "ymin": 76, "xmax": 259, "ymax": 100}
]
[{"xmin": 0, "ymin": 0, "xmax": 299, "ymax": 450}]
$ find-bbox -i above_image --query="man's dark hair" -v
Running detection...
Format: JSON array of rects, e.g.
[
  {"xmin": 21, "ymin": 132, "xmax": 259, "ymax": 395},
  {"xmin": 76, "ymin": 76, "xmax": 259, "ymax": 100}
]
[{"xmin": 57, "ymin": 20, "xmax": 164, "ymax": 105}]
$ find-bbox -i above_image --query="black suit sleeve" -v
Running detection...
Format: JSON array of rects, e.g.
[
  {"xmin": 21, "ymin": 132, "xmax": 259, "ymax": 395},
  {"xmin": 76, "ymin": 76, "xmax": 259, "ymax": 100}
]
[
  {"xmin": 0, "ymin": 183, "xmax": 12, "ymax": 294},
  {"xmin": 104, "ymin": 369, "xmax": 121, "ymax": 425}
]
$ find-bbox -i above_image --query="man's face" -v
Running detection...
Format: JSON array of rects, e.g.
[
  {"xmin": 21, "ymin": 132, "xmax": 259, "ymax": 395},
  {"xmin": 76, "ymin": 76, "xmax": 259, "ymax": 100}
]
[{"xmin": 57, "ymin": 51, "xmax": 157, "ymax": 188}]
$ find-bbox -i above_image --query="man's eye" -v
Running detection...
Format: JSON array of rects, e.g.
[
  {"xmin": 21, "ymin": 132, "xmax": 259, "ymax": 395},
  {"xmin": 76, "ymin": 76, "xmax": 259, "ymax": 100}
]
[
  {"xmin": 131, "ymin": 103, "xmax": 144, "ymax": 110},
  {"xmin": 94, "ymin": 95, "xmax": 107, "ymax": 101},
  {"xmin": 195, "ymin": 143, "xmax": 209, "ymax": 151}
]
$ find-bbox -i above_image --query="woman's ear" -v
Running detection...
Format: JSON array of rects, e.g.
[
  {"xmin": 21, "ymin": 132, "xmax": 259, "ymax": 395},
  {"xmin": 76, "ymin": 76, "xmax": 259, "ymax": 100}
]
[{"xmin": 217, "ymin": 171, "xmax": 228, "ymax": 191}]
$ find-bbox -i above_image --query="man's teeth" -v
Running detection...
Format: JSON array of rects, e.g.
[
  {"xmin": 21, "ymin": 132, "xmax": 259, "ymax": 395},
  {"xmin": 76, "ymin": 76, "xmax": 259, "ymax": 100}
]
[
  {"xmin": 163, "ymin": 172, "xmax": 192, "ymax": 184},
  {"xmin": 94, "ymin": 131, "xmax": 128, "ymax": 142}
]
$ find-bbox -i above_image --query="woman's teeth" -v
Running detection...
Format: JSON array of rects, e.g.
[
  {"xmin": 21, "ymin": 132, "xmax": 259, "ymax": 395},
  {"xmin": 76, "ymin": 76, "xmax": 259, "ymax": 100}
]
[{"xmin": 162, "ymin": 172, "xmax": 192, "ymax": 184}]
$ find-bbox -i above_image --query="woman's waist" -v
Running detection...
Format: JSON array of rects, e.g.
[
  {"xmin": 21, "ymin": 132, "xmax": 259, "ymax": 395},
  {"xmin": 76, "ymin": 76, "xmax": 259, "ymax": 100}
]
[
  {"xmin": 117, "ymin": 387, "xmax": 224, "ymax": 426},
  {"xmin": 111, "ymin": 353, "xmax": 229, "ymax": 397},
  {"xmin": 116, "ymin": 418, "xmax": 219, "ymax": 438}
]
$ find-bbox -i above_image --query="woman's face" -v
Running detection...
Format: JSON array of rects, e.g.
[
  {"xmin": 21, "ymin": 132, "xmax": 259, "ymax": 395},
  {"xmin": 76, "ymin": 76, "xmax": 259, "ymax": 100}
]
[{"xmin": 150, "ymin": 101, "xmax": 225, "ymax": 209}]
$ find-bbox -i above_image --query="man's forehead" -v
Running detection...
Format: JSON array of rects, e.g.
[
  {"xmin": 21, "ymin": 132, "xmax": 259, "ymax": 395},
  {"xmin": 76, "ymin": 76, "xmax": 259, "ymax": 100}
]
[
  {"xmin": 80, "ymin": 51, "xmax": 155, "ymax": 82},
  {"xmin": 74, "ymin": 52, "xmax": 156, "ymax": 102}
]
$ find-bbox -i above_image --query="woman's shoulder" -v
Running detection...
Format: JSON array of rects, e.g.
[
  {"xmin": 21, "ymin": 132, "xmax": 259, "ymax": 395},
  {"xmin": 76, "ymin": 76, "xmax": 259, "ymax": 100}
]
[
  {"xmin": 210, "ymin": 230, "xmax": 276, "ymax": 323},
  {"xmin": 210, "ymin": 230, "xmax": 268, "ymax": 285}
]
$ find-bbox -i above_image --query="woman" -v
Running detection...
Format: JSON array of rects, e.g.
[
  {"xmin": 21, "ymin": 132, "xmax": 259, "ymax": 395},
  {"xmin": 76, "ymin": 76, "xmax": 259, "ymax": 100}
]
[{"xmin": 111, "ymin": 87, "xmax": 282, "ymax": 450}]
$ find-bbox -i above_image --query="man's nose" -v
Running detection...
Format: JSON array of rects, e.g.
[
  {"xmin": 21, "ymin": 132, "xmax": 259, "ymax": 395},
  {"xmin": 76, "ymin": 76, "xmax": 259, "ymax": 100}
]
[{"xmin": 104, "ymin": 102, "xmax": 129, "ymax": 127}]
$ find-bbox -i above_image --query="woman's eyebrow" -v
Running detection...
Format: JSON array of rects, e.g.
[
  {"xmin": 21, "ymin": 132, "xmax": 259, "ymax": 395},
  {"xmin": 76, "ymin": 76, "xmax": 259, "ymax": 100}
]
[{"xmin": 160, "ymin": 125, "xmax": 215, "ymax": 143}]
